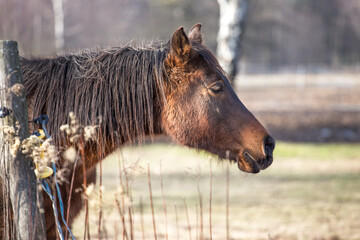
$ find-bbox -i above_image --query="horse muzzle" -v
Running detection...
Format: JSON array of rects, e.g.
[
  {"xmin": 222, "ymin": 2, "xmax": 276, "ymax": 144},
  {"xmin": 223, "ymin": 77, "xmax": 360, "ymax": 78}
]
[{"xmin": 237, "ymin": 135, "xmax": 275, "ymax": 173}]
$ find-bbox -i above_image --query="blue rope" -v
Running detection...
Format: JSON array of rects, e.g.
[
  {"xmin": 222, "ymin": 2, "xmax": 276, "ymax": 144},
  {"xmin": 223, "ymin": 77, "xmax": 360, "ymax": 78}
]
[
  {"xmin": 52, "ymin": 162, "xmax": 76, "ymax": 240},
  {"xmin": 41, "ymin": 179, "xmax": 64, "ymax": 240},
  {"xmin": 36, "ymin": 115, "xmax": 76, "ymax": 240},
  {"xmin": 40, "ymin": 164, "xmax": 76, "ymax": 240}
]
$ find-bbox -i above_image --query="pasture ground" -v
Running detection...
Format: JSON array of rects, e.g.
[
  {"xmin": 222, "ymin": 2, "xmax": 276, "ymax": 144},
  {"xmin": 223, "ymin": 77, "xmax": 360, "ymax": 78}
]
[
  {"xmin": 72, "ymin": 73, "xmax": 360, "ymax": 239},
  {"xmin": 72, "ymin": 142, "xmax": 360, "ymax": 240}
]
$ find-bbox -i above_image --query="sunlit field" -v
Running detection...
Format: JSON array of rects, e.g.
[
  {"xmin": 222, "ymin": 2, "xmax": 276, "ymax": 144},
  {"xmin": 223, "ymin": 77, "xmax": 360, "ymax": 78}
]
[{"xmin": 72, "ymin": 142, "xmax": 360, "ymax": 240}]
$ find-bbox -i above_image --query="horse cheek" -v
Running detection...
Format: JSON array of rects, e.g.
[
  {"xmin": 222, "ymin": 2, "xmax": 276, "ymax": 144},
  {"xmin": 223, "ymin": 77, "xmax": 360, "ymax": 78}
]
[
  {"xmin": 161, "ymin": 98, "xmax": 187, "ymax": 144},
  {"xmin": 161, "ymin": 95, "xmax": 197, "ymax": 146}
]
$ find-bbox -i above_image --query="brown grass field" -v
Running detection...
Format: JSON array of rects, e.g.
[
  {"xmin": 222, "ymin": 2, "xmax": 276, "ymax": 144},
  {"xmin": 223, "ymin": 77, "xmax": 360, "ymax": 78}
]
[
  {"xmin": 72, "ymin": 143, "xmax": 360, "ymax": 240},
  {"xmin": 72, "ymin": 74, "xmax": 360, "ymax": 240}
]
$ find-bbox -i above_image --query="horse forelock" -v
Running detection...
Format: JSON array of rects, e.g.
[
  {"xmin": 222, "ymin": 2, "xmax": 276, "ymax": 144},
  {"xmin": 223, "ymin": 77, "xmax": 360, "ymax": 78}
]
[{"xmin": 21, "ymin": 42, "xmax": 170, "ymax": 150}]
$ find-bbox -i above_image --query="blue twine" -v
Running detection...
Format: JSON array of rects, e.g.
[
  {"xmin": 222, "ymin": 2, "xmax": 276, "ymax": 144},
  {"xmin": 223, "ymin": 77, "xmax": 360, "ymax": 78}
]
[
  {"xmin": 52, "ymin": 162, "xmax": 75, "ymax": 240},
  {"xmin": 41, "ymin": 179, "xmax": 64, "ymax": 240},
  {"xmin": 37, "ymin": 115, "xmax": 76, "ymax": 240}
]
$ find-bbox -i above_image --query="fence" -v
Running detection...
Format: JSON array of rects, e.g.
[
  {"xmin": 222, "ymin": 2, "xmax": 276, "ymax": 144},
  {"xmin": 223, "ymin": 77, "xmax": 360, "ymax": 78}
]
[{"xmin": 0, "ymin": 40, "xmax": 46, "ymax": 239}]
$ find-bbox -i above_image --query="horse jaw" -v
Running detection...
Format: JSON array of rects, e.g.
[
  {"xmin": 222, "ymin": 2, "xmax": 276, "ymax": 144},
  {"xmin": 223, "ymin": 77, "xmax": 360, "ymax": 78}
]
[{"xmin": 236, "ymin": 153, "xmax": 261, "ymax": 173}]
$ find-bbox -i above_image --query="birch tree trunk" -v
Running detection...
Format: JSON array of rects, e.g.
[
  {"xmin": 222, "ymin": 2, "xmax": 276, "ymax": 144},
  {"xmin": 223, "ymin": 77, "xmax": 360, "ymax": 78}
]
[
  {"xmin": 51, "ymin": 0, "xmax": 65, "ymax": 51},
  {"xmin": 0, "ymin": 41, "xmax": 46, "ymax": 240},
  {"xmin": 217, "ymin": 0, "xmax": 248, "ymax": 80}
]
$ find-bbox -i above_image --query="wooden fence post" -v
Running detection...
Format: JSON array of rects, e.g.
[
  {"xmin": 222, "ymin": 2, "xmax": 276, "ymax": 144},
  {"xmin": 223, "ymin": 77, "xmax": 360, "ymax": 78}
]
[{"xmin": 0, "ymin": 41, "xmax": 46, "ymax": 239}]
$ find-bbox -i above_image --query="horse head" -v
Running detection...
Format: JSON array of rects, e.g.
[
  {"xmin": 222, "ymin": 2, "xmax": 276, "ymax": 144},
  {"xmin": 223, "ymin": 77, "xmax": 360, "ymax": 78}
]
[{"xmin": 161, "ymin": 24, "xmax": 275, "ymax": 173}]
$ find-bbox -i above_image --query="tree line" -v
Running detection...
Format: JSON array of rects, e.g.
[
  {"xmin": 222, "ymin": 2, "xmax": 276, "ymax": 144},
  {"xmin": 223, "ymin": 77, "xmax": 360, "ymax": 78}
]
[{"xmin": 0, "ymin": 0, "xmax": 359, "ymax": 72}]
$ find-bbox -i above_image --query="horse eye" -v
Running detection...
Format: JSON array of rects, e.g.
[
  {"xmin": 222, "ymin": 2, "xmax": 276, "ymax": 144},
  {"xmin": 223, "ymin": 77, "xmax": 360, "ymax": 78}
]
[{"xmin": 209, "ymin": 82, "xmax": 224, "ymax": 94}]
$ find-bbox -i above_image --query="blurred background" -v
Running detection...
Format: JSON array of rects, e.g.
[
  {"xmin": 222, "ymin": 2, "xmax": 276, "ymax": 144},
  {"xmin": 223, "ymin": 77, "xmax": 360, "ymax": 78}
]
[
  {"xmin": 1, "ymin": 0, "xmax": 359, "ymax": 239},
  {"xmin": 1, "ymin": 0, "xmax": 360, "ymax": 142},
  {"xmin": 2, "ymin": 0, "xmax": 360, "ymax": 69}
]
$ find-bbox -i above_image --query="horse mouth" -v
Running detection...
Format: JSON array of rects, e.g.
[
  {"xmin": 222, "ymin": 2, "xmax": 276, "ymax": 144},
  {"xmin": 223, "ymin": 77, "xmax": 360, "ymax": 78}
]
[
  {"xmin": 217, "ymin": 148, "xmax": 272, "ymax": 173},
  {"xmin": 236, "ymin": 152, "xmax": 261, "ymax": 174},
  {"xmin": 236, "ymin": 151, "xmax": 273, "ymax": 173}
]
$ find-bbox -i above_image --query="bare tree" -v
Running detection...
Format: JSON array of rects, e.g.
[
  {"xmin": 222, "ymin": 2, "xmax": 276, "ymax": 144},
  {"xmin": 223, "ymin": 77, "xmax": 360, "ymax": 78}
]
[
  {"xmin": 216, "ymin": 0, "xmax": 248, "ymax": 80},
  {"xmin": 51, "ymin": 0, "xmax": 65, "ymax": 51}
]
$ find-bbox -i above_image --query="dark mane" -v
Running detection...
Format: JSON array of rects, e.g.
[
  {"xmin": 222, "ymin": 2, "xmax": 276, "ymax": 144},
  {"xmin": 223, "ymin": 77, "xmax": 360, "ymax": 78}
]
[{"xmin": 21, "ymin": 42, "xmax": 169, "ymax": 148}]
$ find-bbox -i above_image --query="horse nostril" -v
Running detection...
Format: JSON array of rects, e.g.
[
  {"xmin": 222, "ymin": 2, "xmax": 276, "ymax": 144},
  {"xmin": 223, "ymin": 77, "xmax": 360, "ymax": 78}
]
[{"xmin": 263, "ymin": 135, "xmax": 275, "ymax": 158}]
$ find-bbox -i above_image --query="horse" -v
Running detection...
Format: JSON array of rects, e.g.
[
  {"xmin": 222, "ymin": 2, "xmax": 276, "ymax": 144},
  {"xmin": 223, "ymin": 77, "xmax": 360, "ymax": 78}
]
[{"xmin": 18, "ymin": 23, "xmax": 275, "ymax": 238}]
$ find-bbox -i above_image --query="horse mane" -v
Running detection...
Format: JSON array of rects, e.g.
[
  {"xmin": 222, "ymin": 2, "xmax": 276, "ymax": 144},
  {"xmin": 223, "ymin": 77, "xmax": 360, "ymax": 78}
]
[{"xmin": 21, "ymin": 42, "xmax": 169, "ymax": 148}]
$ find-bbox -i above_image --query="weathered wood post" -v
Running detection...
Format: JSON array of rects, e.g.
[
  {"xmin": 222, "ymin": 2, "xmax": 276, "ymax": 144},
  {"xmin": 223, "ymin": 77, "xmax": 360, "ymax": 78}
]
[{"xmin": 0, "ymin": 41, "xmax": 46, "ymax": 239}]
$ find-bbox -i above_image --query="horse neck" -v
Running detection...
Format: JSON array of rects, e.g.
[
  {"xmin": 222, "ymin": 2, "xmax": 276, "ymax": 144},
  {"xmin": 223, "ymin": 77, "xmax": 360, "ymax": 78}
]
[
  {"xmin": 79, "ymin": 50, "xmax": 167, "ymax": 167},
  {"xmin": 22, "ymin": 48, "xmax": 167, "ymax": 169},
  {"xmin": 82, "ymin": 110, "xmax": 164, "ymax": 169}
]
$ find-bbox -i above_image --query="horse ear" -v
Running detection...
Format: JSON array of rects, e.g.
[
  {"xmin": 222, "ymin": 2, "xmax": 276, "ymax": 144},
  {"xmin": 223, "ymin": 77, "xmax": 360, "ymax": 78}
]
[
  {"xmin": 170, "ymin": 26, "xmax": 191, "ymax": 61},
  {"xmin": 188, "ymin": 23, "xmax": 202, "ymax": 44}
]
